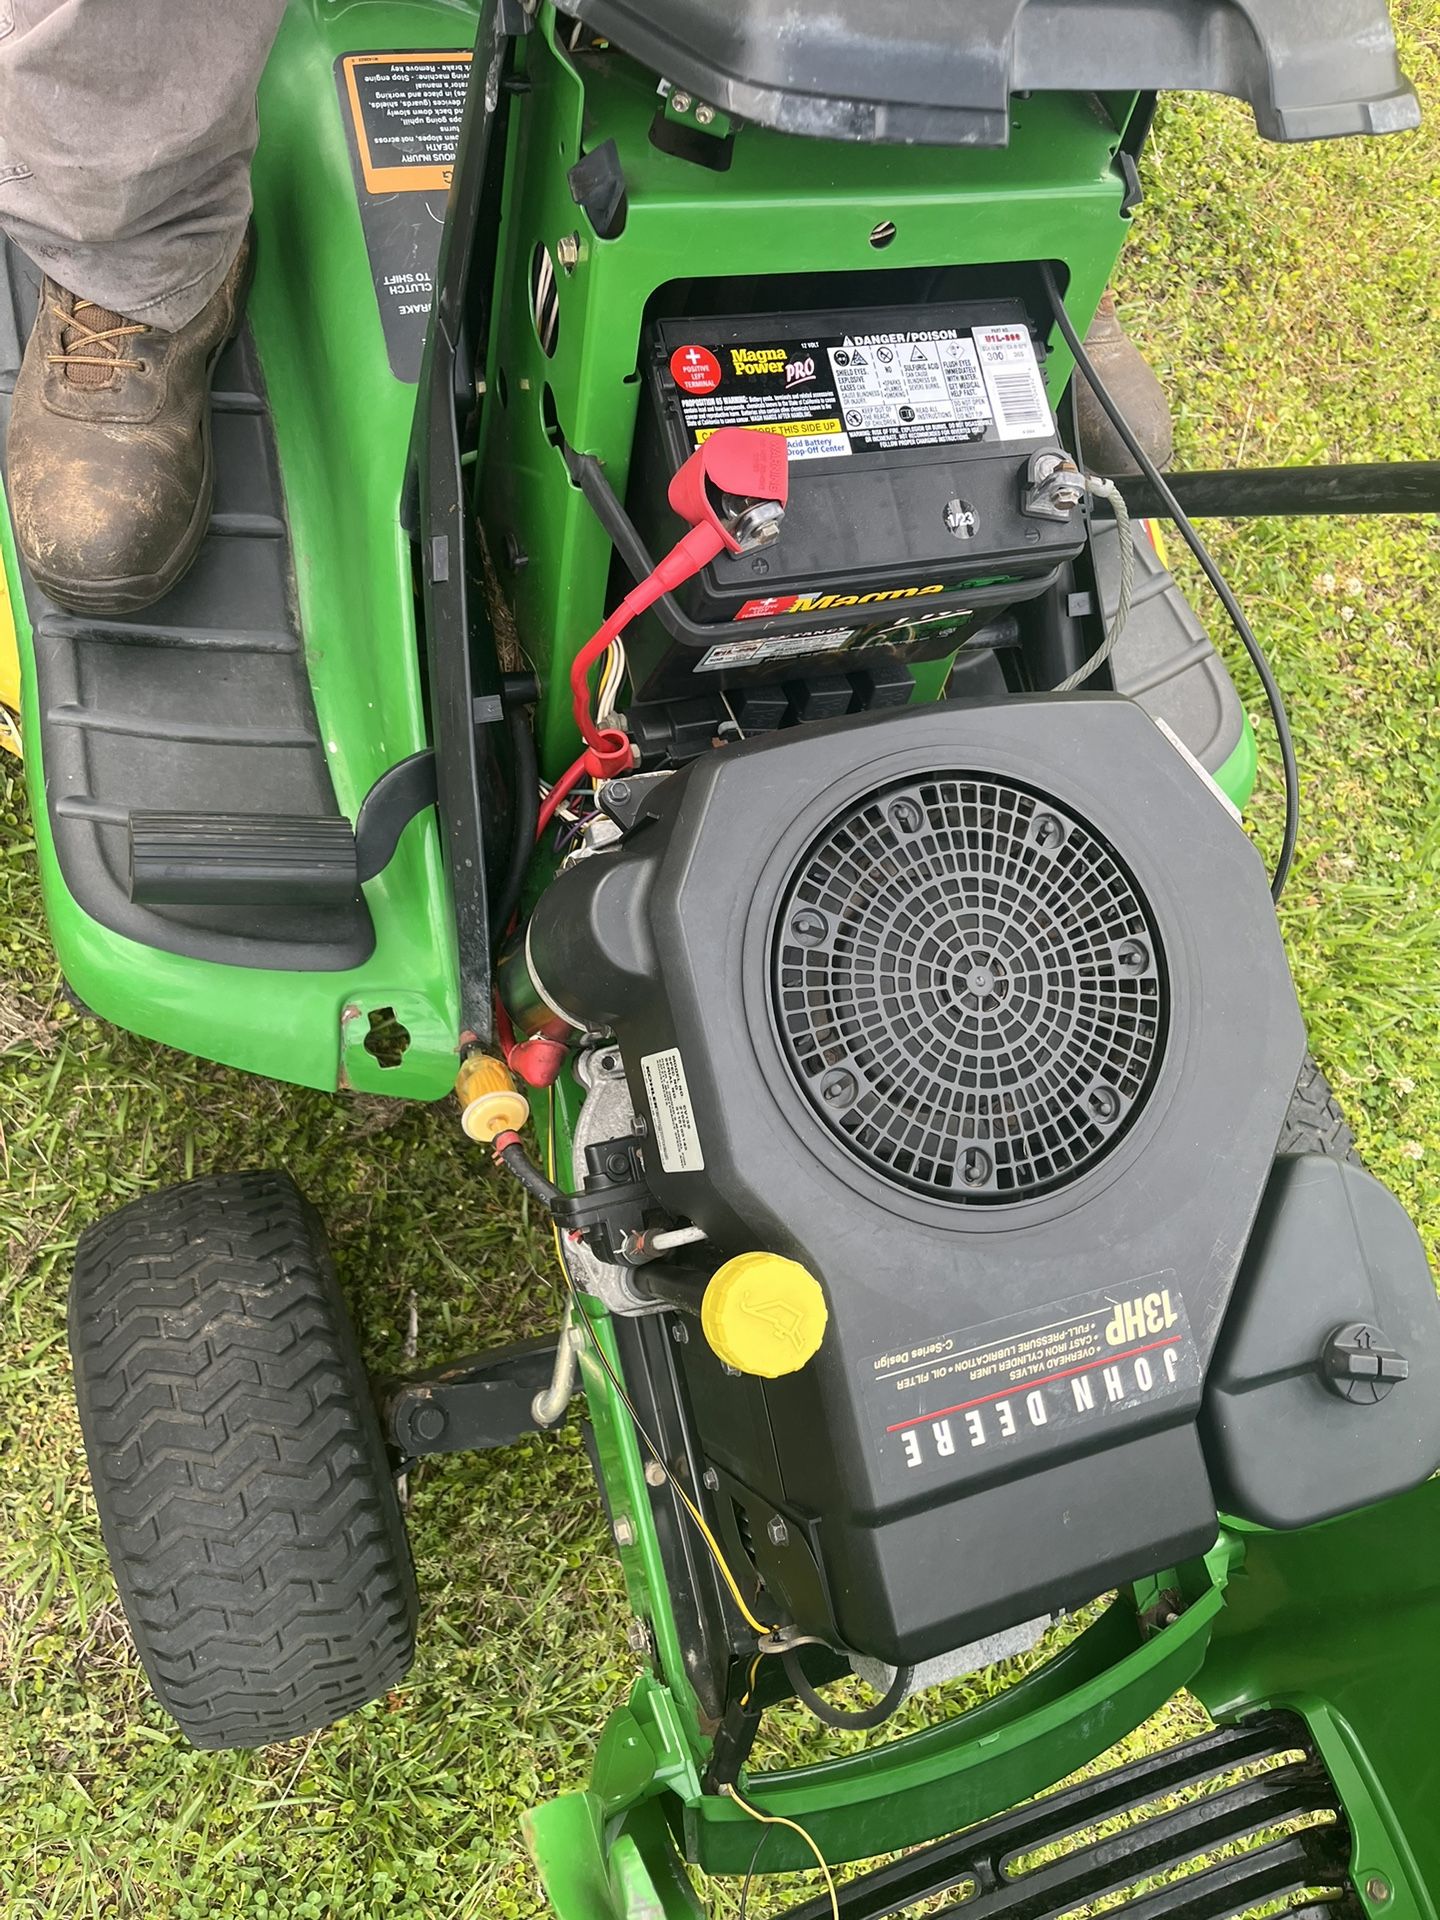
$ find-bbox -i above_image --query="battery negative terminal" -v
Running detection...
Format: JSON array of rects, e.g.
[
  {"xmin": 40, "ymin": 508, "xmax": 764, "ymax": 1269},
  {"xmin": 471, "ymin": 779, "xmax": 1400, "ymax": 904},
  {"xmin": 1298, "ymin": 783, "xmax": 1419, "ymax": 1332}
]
[{"xmin": 1024, "ymin": 450, "xmax": 1085, "ymax": 521}]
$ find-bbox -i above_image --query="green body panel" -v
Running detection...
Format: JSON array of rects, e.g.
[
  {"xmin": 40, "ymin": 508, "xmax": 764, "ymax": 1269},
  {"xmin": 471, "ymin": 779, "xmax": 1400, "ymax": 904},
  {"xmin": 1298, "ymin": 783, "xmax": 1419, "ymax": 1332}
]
[
  {"xmin": 478, "ymin": 13, "xmax": 1136, "ymax": 776},
  {"xmin": 1214, "ymin": 711, "xmax": 1259, "ymax": 812},
  {"xmin": 1, "ymin": 0, "xmax": 467, "ymax": 1098},
  {"xmin": 1198, "ymin": 1480, "xmax": 1440, "ymax": 1920}
]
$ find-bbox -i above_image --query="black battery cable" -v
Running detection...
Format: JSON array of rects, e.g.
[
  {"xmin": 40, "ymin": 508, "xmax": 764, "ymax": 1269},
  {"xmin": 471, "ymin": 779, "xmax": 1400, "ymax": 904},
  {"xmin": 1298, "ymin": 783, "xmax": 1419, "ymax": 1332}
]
[{"xmin": 1040, "ymin": 264, "xmax": 1299, "ymax": 904}]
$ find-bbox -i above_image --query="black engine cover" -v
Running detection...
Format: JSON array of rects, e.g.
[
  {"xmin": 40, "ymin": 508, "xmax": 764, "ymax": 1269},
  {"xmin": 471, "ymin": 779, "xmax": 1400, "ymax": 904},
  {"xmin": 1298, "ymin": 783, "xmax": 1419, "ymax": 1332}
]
[{"xmin": 528, "ymin": 698, "xmax": 1307, "ymax": 1662}]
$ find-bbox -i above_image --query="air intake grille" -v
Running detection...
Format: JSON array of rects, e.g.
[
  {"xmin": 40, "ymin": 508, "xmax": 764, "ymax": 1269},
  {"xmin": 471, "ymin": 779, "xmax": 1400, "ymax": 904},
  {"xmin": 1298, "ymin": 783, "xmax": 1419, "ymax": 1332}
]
[{"xmin": 772, "ymin": 774, "xmax": 1166, "ymax": 1203}]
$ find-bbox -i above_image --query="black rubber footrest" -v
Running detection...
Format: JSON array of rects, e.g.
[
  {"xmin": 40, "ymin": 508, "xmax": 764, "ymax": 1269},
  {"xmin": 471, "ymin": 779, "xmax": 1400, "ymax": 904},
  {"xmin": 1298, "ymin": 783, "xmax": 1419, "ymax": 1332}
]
[
  {"xmin": 0, "ymin": 235, "xmax": 373, "ymax": 972},
  {"xmin": 129, "ymin": 811, "xmax": 360, "ymax": 907}
]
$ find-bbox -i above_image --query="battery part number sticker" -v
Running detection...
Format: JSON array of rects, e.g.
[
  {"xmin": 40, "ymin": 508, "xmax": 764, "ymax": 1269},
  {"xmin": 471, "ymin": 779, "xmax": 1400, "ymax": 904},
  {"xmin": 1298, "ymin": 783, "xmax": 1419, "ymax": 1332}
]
[
  {"xmin": 863, "ymin": 1279, "xmax": 1200, "ymax": 1489},
  {"xmin": 640, "ymin": 1048, "xmax": 705, "ymax": 1174},
  {"xmin": 696, "ymin": 629, "xmax": 856, "ymax": 671},
  {"xmin": 669, "ymin": 326, "xmax": 1054, "ymax": 456},
  {"xmin": 972, "ymin": 323, "xmax": 1053, "ymax": 440}
]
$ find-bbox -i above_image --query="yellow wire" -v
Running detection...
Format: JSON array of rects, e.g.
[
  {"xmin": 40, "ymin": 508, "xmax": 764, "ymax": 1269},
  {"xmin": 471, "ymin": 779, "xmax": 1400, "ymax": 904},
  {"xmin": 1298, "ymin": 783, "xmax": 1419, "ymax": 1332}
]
[
  {"xmin": 724, "ymin": 1784, "xmax": 840, "ymax": 1920},
  {"xmin": 543, "ymin": 1090, "xmax": 777, "ymax": 1637}
]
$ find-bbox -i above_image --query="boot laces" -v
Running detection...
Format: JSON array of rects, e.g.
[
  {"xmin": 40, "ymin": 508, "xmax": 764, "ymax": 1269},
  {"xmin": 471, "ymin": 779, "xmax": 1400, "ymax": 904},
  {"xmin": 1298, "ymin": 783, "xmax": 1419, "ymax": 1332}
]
[{"xmin": 47, "ymin": 297, "xmax": 148, "ymax": 387}]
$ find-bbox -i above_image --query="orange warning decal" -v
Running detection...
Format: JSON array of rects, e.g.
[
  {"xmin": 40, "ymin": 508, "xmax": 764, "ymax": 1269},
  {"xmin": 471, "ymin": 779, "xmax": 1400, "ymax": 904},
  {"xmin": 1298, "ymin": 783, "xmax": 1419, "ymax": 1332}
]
[{"xmin": 342, "ymin": 51, "xmax": 472, "ymax": 195}]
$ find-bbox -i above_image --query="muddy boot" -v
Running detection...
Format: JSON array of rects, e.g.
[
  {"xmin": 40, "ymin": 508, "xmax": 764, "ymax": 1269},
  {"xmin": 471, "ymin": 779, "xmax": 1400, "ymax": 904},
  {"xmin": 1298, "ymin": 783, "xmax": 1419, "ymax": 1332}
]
[
  {"xmin": 1070, "ymin": 290, "xmax": 1174, "ymax": 479},
  {"xmin": 5, "ymin": 236, "xmax": 253, "ymax": 616}
]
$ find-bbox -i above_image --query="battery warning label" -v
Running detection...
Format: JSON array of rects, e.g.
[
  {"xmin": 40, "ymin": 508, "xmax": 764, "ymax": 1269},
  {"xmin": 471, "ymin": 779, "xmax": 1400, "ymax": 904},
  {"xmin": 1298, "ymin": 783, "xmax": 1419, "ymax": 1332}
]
[
  {"xmin": 863, "ymin": 1279, "xmax": 1200, "ymax": 1488},
  {"xmin": 669, "ymin": 325, "xmax": 1054, "ymax": 456}
]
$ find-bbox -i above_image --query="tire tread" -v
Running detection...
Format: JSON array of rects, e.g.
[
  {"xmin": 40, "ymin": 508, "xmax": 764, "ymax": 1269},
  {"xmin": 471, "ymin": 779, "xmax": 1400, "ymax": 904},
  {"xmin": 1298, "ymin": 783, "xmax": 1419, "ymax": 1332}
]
[{"xmin": 69, "ymin": 1171, "xmax": 415, "ymax": 1750}]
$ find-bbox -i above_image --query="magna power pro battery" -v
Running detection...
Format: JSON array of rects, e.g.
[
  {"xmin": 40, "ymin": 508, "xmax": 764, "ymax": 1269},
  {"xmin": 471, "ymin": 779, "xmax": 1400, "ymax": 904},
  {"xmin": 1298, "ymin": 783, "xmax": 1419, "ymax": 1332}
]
[{"xmin": 623, "ymin": 300, "xmax": 1085, "ymax": 699}]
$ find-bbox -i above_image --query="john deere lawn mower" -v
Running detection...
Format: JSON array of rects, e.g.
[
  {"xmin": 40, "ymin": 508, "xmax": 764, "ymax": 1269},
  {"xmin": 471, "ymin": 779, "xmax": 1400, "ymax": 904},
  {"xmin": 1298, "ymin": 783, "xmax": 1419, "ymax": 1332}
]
[{"xmin": 5, "ymin": 2, "xmax": 1440, "ymax": 1915}]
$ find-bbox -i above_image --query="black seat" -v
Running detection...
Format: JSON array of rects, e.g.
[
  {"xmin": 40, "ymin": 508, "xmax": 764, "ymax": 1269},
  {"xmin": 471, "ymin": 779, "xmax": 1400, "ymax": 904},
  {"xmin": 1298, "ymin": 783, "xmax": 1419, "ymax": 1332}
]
[{"xmin": 571, "ymin": 0, "xmax": 1418, "ymax": 148}]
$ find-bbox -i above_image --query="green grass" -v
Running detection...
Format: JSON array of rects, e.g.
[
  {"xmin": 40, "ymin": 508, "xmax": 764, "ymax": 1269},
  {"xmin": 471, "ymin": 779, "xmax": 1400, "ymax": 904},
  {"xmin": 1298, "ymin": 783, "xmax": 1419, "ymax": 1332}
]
[{"xmin": 3, "ymin": 19, "xmax": 1440, "ymax": 1914}]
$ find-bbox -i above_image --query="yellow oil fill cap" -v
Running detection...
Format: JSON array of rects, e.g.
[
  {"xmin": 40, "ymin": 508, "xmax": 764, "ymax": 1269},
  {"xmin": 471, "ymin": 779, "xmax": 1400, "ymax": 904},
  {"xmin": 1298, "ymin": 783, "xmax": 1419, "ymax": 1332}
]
[{"xmin": 700, "ymin": 1252, "xmax": 828, "ymax": 1379}]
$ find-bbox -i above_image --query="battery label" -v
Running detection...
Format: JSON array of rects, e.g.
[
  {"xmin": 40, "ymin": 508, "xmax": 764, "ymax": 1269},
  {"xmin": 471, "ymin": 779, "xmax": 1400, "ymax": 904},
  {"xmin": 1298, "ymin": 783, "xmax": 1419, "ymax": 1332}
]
[
  {"xmin": 669, "ymin": 326, "xmax": 1053, "ymax": 456},
  {"xmin": 696, "ymin": 629, "xmax": 856, "ymax": 671},
  {"xmin": 862, "ymin": 1278, "xmax": 1200, "ymax": 1491},
  {"xmin": 973, "ymin": 323, "xmax": 1053, "ymax": 440}
]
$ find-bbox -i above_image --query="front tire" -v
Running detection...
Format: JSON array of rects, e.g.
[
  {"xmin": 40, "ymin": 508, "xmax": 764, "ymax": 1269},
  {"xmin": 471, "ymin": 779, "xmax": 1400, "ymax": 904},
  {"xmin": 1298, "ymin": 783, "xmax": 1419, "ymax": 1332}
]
[{"xmin": 69, "ymin": 1170, "xmax": 416, "ymax": 1749}]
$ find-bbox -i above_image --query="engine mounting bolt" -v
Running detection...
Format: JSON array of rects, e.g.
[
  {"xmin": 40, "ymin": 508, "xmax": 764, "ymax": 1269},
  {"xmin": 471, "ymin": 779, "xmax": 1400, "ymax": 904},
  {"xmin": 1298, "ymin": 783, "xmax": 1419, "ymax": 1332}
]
[
  {"xmin": 702, "ymin": 1468, "xmax": 720, "ymax": 1492},
  {"xmin": 791, "ymin": 909, "xmax": 828, "ymax": 946},
  {"xmin": 643, "ymin": 1459, "xmax": 667, "ymax": 1488},
  {"xmin": 694, "ymin": 103, "xmax": 716, "ymax": 126},
  {"xmin": 820, "ymin": 1070, "xmax": 857, "ymax": 1108},
  {"xmin": 1032, "ymin": 813, "xmax": 1065, "ymax": 850},
  {"xmin": 614, "ymin": 1516, "xmax": 636, "ymax": 1548},
  {"xmin": 889, "ymin": 798, "xmax": 923, "ymax": 834},
  {"xmin": 961, "ymin": 1147, "xmax": 993, "ymax": 1188},
  {"xmin": 1367, "ymin": 1881, "xmax": 1392, "ymax": 1905},
  {"xmin": 671, "ymin": 90, "xmax": 693, "ymax": 113},
  {"xmin": 766, "ymin": 1517, "xmax": 789, "ymax": 1548},
  {"xmin": 1117, "ymin": 939, "xmax": 1149, "ymax": 973},
  {"xmin": 1089, "ymin": 1085, "xmax": 1120, "ymax": 1123}
]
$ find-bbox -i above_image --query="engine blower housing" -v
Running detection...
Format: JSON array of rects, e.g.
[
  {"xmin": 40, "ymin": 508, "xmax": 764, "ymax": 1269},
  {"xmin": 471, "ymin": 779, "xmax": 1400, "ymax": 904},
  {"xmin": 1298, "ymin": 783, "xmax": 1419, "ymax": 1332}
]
[{"xmin": 521, "ymin": 698, "xmax": 1309, "ymax": 1663}]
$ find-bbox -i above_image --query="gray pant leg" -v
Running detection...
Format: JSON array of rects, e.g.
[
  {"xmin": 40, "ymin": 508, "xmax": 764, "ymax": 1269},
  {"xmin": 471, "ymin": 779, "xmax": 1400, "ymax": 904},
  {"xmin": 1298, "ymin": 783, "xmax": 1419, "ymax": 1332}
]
[{"xmin": 0, "ymin": 0, "xmax": 286, "ymax": 329}]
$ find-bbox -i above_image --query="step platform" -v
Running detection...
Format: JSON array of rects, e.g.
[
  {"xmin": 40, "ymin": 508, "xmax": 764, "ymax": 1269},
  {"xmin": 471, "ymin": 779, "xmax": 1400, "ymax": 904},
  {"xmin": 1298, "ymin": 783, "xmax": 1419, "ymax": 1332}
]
[{"xmin": 0, "ymin": 238, "xmax": 373, "ymax": 973}]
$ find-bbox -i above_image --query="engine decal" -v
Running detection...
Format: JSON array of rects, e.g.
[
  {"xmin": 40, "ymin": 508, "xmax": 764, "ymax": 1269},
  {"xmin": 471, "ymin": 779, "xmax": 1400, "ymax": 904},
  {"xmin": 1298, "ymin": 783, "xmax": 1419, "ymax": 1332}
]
[
  {"xmin": 640, "ymin": 1048, "xmax": 705, "ymax": 1174},
  {"xmin": 863, "ymin": 1279, "xmax": 1199, "ymax": 1486}
]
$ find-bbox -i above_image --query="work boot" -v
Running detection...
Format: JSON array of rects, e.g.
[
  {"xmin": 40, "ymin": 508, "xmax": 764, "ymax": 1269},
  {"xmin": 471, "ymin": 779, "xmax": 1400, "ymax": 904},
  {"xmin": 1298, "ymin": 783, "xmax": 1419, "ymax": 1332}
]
[
  {"xmin": 5, "ymin": 236, "xmax": 253, "ymax": 616},
  {"xmin": 1070, "ymin": 290, "xmax": 1174, "ymax": 479}
]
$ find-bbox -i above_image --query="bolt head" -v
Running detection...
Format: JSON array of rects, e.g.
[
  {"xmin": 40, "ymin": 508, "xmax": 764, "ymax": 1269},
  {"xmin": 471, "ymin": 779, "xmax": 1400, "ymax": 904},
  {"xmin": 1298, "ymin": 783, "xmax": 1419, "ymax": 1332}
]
[
  {"xmin": 556, "ymin": 233, "xmax": 579, "ymax": 271},
  {"xmin": 411, "ymin": 1403, "xmax": 447, "ymax": 1444},
  {"xmin": 613, "ymin": 1515, "xmax": 636, "ymax": 1548},
  {"xmin": 1367, "ymin": 1880, "xmax": 1392, "ymax": 1905},
  {"xmin": 643, "ymin": 1459, "xmax": 667, "ymax": 1488},
  {"xmin": 701, "ymin": 1467, "xmax": 720, "ymax": 1492},
  {"xmin": 694, "ymin": 103, "xmax": 715, "ymax": 126},
  {"xmin": 766, "ymin": 1516, "xmax": 789, "ymax": 1548},
  {"xmin": 626, "ymin": 1619, "xmax": 651, "ymax": 1654},
  {"xmin": 670, "ymin": 90, "xmax": 693, "ymax": 113}
]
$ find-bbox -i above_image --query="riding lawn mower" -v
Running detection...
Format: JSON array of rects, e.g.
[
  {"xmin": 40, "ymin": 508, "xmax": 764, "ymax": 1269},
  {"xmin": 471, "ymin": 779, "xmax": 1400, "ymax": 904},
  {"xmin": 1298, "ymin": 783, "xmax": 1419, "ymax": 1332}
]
[{"xmin": 3, "ymin": 2, "xmax": 1440, "ymax": 1916}]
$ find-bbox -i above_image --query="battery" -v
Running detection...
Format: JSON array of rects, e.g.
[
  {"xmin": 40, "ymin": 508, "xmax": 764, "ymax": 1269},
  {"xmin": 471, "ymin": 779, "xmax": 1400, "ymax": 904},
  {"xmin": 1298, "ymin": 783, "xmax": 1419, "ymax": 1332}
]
[{"xmin": 624, "ymin": 299, "xmax": 1085, "ymax": 700}]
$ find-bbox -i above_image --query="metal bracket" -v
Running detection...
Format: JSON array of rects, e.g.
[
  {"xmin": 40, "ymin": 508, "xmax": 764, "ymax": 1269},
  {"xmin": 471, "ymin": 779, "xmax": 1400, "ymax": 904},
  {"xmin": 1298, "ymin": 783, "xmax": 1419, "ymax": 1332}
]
[{"xmin": 380, "ymin": 1335, "xmax": 560, "ymax": 1458}]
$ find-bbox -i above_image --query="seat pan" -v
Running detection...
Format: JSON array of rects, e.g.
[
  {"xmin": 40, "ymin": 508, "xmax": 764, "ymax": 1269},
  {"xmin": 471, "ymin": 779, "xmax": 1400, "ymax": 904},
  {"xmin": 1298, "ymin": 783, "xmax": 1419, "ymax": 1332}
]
[{"xmin": 571, "ymin": 0, "xmax": 1420, "ymax": 147}]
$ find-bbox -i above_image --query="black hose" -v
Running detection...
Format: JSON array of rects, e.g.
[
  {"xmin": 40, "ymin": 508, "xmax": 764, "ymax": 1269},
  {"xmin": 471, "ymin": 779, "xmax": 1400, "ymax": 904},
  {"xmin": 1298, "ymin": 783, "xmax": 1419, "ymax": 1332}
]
[
  {"xmin": 1041, "ymin": 264, "xmax": 1299, "ymax": 903},
  {"xmin": 781, "ymin": 1647, "xmax": 914, "ymax": 1731},
  {"xmin": 497, "ymin": 1139, "xmax": 562, "ymax": 1209},
  {"xmin": 490, "ymin": 704, "xmax": 538, "ymax": 942}
]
